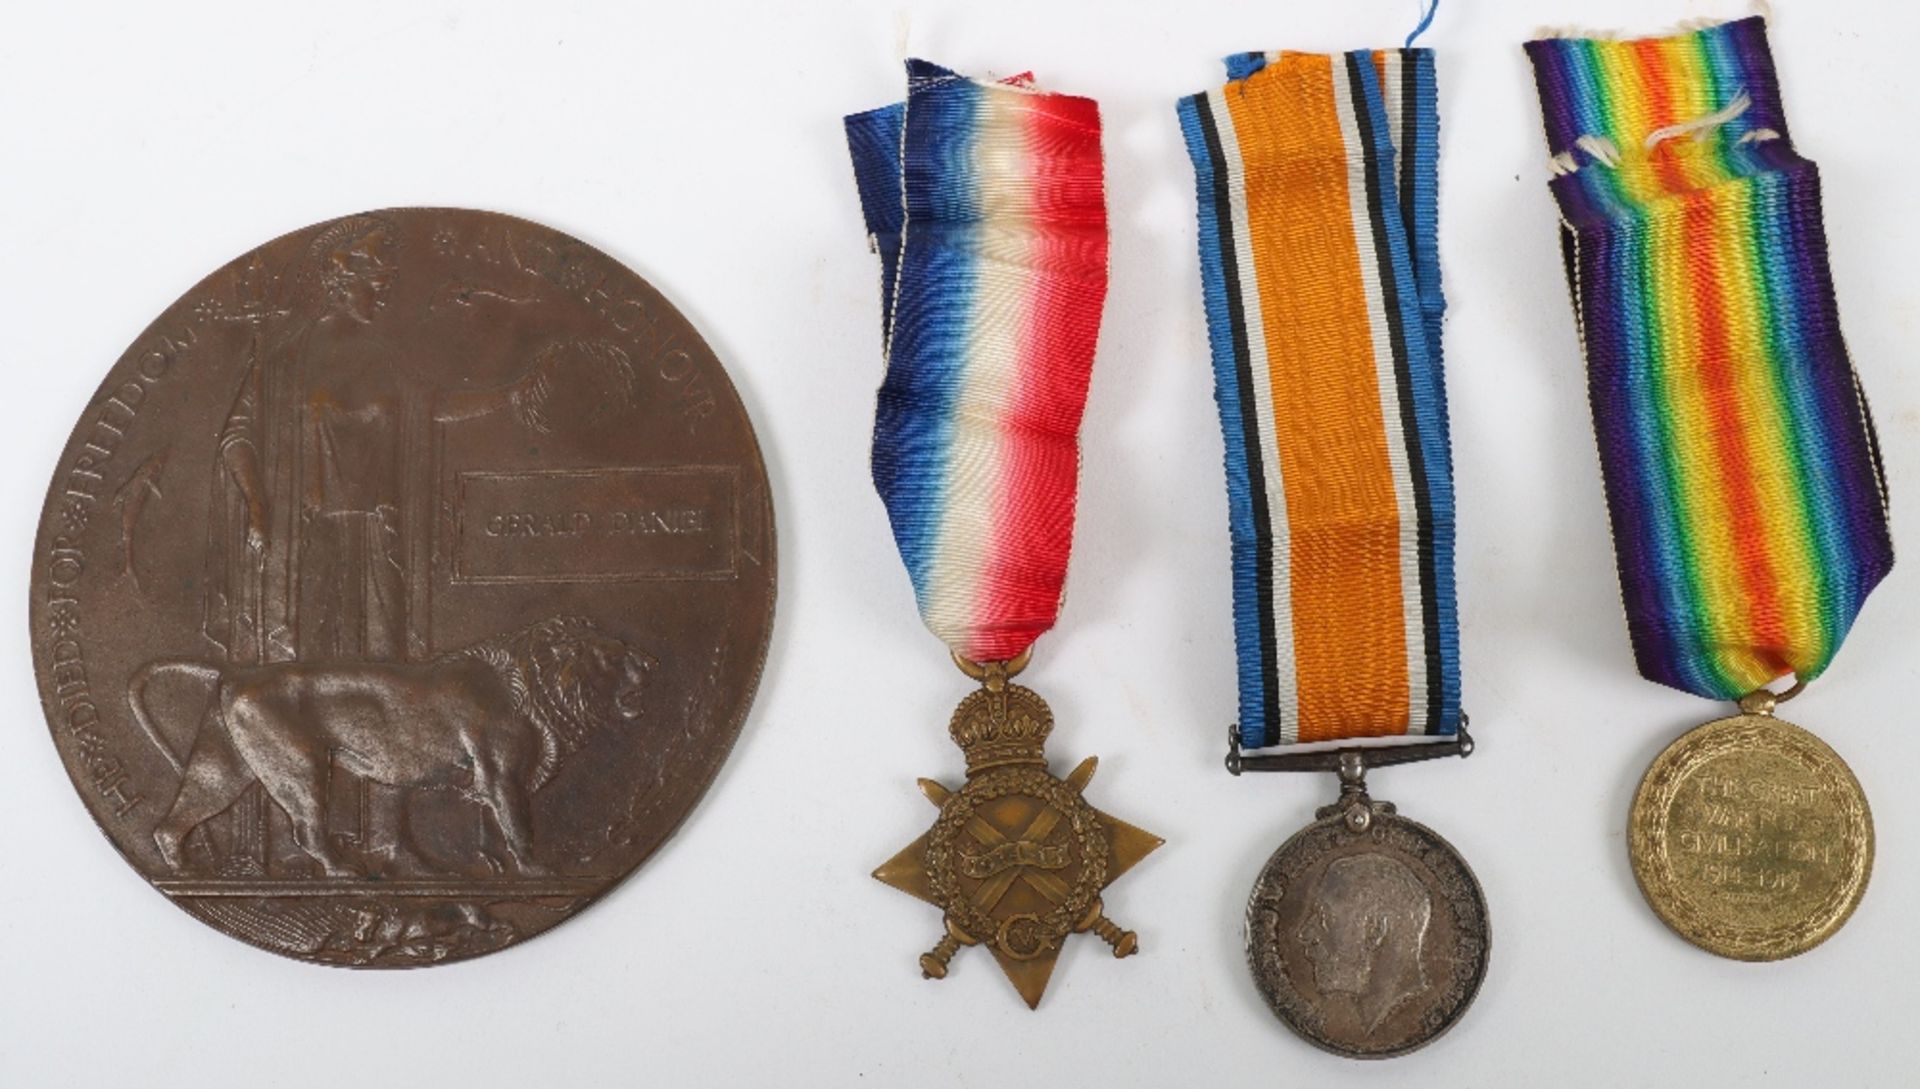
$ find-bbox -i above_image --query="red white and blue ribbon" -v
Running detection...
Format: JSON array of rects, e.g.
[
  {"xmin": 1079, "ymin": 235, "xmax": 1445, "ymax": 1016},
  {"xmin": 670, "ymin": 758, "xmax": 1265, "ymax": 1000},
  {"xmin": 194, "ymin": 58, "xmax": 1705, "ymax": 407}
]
[{"xmin": 846, "ymin": 60, "xmax": 1109, "ymax": 663}]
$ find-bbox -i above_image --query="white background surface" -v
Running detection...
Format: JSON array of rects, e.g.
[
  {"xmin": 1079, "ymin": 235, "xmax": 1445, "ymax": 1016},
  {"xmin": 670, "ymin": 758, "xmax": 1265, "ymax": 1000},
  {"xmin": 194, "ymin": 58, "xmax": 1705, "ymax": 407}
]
[{"xmin": 3, "ymin": 1, "xmax": 1917, "ymax": 1086}]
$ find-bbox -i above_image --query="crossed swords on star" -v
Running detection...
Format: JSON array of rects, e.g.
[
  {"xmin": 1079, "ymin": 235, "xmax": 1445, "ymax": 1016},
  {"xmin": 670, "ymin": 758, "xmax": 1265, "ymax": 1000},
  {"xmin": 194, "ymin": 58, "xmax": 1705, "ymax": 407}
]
[
  {"xmin": 921, "ymin": 755, "xmax": 1097, "ymax": 915},
  {"xmin": 909, "ymin": 755, "xmax": 1144, "ymax": 989},
  {"xmin": 959, "ymin": 790, "xmax": 1073, "ymax": 911}
]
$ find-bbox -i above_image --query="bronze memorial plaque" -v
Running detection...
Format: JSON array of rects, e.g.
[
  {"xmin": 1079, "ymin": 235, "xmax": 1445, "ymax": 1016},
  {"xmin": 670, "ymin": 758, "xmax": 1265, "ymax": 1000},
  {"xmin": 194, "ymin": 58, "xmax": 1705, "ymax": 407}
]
[{"xmin": 29, "ymin": 208, "xmax": 775, "ymax": 966}]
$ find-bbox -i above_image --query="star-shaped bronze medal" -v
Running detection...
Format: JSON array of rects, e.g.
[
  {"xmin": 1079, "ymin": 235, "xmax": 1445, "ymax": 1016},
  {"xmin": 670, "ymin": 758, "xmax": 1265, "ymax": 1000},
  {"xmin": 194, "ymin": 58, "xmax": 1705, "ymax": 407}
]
[{"xmin": 875, "ymin": 659, "xmax": 1161, "ymax": 1008}]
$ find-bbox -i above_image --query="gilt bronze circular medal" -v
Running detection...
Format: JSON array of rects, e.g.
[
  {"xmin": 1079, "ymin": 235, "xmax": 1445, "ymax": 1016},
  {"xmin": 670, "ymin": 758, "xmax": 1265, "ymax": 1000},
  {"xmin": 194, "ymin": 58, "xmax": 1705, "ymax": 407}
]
[
  {"xmin": 1630, "ymin": 712, "xmax": 1872, "ymax": 961},
  {"xmin": 1246, "ymin": 800, "xmax": 1490, "ymax": 1059},
  {"xmin": 29, "ymin": 208, "xmax": 775, "ymax": 966}
]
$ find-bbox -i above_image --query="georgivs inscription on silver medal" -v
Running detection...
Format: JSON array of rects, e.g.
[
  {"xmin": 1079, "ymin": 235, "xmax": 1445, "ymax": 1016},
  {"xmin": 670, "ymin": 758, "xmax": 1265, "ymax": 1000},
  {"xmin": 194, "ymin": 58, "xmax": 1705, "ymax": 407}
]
[{"xmin": 1246, "ymin": 806, "xmax": 1489, "ymax": 1058}]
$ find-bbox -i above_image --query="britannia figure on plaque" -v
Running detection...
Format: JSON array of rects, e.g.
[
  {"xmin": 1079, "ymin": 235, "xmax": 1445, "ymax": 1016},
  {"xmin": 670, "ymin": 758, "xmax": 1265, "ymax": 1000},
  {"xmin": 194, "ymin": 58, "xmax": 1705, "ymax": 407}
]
[
  {"xmin": 203, "ymin": 214, "xmax": 411, "ymax": 667},
  {"xmin": 182, "ymin": 216, "xmax": 415, "ymax": 872},
  {"xmin": 144, "ymin": 219, "xmax": 661, "ymax": 878}
]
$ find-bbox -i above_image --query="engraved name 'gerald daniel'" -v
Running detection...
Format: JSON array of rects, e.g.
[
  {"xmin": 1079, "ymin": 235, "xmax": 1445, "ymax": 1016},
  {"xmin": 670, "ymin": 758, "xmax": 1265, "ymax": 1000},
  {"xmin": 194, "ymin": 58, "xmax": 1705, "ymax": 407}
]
[
  {"xmin": 454, "ymin": 467, "xmax": 738, "ymax": 582},
  {"xmin": 483, "ymin": 508, "xmax": 710, "ymax": 538}
]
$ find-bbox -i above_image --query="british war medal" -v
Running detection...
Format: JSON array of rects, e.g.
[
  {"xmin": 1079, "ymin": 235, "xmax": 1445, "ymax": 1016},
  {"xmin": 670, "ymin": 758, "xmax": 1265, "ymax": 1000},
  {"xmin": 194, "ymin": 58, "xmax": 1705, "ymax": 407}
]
[
  {"xmin": 1528, "ymin": 17, "xmax": 1888, "ymax": 960},
  {"xmin": 1178, "ymin": 45, "xmax": 1489, "ymax": 1056},
  {"xmin": 846, "ymin": 62, "xmax": 1159, "ymax": 1009}
]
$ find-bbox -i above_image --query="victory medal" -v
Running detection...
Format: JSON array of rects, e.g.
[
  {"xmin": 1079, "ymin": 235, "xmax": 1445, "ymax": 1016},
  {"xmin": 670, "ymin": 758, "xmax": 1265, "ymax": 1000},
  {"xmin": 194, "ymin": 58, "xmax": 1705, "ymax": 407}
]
[
  {"xmin": 1528, "ymin": 17, "xmax": 1887, "ymax": 960},
  {"xmin": 846, "ymin": 61, "xmax": 1158, "ymax": 1007}
]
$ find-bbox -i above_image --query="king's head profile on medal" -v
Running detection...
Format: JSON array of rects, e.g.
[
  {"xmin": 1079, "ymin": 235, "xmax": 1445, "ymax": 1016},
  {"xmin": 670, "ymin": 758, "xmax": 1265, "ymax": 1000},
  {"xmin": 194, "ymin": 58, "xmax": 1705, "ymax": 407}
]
[
  {"xmin": 1177, "ymin": 39, "xmax": 1490, "ymax": 1058},
  {"xmin": 1298, "ymin": 852, "xmax": 1435, "ymax": 1032},
  {"xmin": 845, "ymin": 60, "xmax": 1159, "ymax": 1009}
]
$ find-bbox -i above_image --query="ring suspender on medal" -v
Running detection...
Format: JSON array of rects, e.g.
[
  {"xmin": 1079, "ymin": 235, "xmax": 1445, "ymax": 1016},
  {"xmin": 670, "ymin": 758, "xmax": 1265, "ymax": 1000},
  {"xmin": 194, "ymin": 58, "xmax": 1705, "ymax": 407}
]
[
  {"xmin": 1527, "ymin": 16, "xmax": 1888, "ymax": 962},
  {"xmin": 846, "ymin": 60, "xmax": 1161, "ymax": 1010}
]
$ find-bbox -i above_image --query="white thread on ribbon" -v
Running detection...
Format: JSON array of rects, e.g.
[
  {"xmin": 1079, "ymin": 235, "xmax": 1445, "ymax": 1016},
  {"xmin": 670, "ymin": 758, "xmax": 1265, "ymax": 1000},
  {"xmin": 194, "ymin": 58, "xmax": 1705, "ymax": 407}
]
[
  {"xmin": 1645, "ymin": 89, "xmax": 1752, "ymax": 149},
  {"xmin": 1574, "ymin": 134, "xmax": 1622, "ymax": 168},
  {"xmin": 1548, "ymin": 90, "xmax": 1778, "ymax": 176}
]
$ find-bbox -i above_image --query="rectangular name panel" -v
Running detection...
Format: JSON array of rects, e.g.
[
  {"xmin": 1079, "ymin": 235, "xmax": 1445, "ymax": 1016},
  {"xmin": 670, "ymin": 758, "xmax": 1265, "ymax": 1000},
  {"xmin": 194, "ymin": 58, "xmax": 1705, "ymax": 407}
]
[{"xmin": 453, "ymin": 466, "xmax": 738, "ymax": 582}]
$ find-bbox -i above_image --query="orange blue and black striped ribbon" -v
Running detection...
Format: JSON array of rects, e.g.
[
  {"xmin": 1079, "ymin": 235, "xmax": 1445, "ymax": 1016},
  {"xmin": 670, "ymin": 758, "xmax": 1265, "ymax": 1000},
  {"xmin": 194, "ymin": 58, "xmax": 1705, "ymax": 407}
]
[
  {"xmin": 1527, "ymin": 18, "xmax": 1892, "ymax": 702},
  {"xmin": 1178, "ymin": 49, "xmax": 1460, "ymax": 749}
]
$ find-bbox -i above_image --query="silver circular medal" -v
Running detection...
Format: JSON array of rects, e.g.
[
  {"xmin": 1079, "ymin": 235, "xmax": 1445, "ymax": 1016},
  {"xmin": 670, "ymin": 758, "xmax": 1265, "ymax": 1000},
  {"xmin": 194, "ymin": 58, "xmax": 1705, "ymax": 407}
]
[{"xmin": 1245, "ymin": 796, "xmax": 1490, "ymax": 1058}]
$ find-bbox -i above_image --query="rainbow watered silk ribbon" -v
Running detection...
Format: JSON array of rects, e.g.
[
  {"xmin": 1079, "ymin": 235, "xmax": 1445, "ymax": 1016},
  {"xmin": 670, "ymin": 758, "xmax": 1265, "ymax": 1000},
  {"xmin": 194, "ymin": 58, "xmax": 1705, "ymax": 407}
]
[
  {"xmin": 845, "ymin": 61, "xmax": 1108, "ymax": 664},
  {"xmin": 1527, "ymin": 17, "xmax": 1892, "ymax": 702},
  {"xmin": 1178, "ymin": 49, "xmax": 1460, "ymax": 749}
]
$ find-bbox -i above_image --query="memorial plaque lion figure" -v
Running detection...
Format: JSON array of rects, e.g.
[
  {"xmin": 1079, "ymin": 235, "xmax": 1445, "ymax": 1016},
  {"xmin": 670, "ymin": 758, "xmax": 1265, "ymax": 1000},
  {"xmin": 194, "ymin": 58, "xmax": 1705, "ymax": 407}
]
[{"xmin": 133, "ymin": 616, "xmax": 656, "ymax": 877}]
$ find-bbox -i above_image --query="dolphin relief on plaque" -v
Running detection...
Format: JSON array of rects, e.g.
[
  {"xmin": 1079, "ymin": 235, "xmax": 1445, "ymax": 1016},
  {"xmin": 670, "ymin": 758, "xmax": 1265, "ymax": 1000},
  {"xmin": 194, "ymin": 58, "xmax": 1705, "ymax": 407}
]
[{"xmin": 32, "ymin": 209, "xmax": 775, "ymax": 966}]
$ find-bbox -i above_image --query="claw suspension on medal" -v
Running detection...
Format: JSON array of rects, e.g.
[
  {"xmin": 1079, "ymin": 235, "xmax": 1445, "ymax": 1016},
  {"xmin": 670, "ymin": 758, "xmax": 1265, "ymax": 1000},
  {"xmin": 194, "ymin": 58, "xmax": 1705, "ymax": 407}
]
[
  {"xmin": 1178, "ymin": 44, "xmax": 1489, "ymax": 1057},
  {"xmin": 1527, "ymin": 17, "xmax": 1889, "ymax": 960},
  {"xmin": 846, "ymin": 61, "xmax": 1158, "ymax": 1008}
]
